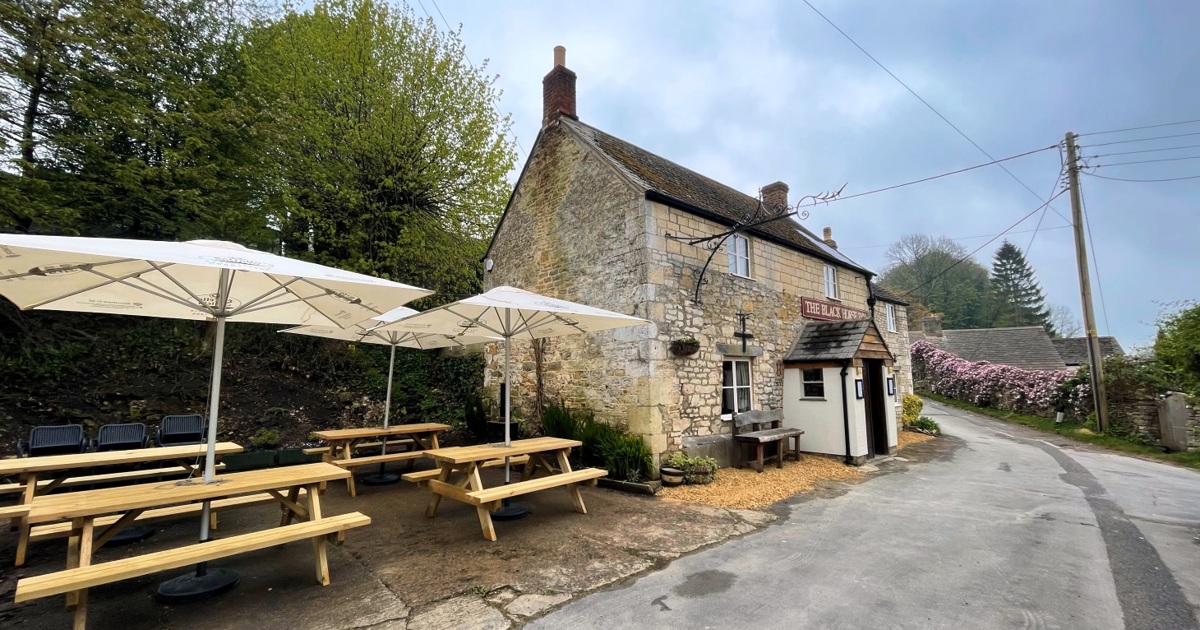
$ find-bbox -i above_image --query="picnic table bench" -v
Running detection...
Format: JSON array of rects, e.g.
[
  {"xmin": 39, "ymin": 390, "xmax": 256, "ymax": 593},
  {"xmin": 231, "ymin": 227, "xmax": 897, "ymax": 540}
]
[
  {"xmin": 420, "ymin": 437, "xmax": 606, "ymax": 541},
  {"xmin": 311, "ymin": 424, "xmax": 449, "ymax": 497},
  {"xmin": 0, "ymin": 442, "xmax": 244, "ymax": 566},
  {"xmin": 732, "ymin": 409, "xmax": 803, "ymax": 472},
  {"xmin": 11, "ymin": 462, "xmax": 368, "ymax": 630}
]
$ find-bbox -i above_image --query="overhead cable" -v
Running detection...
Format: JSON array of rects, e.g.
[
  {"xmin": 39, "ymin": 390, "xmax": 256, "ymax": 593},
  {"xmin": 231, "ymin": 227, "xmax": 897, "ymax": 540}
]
[
  {"xmin": 1084, "ymin": 172, "xmax": 1200, "ymax": 183},
  {"xmin": 1077, "ymin": 118, "xmax": 1200, "ymax": 137},
  {"xmin": 1084, "ymin": 143, "xmax": 1200, "ymax": 159},
  {"xmin": 800, "ymin": 0, "xmax": 1071, "ymax": 227},
  {"xmin": 1083, "ymin": 131, "xmax": 1200, "ymax": 148},
  {"xmin": 1079, "ymin": 186, "xmax": 1111, "ymax": 335},
  {"xmin": 1094, "ymin": 155, "xmax": 1200, "ymax": 168}
]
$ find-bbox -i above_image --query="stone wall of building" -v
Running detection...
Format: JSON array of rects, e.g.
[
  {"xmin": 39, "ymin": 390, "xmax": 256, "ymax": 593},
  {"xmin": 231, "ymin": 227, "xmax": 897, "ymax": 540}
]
[
  {"xmin": 874, "ymin": 302, "xmax": 913, "ymax": 399},
  {"xmin": 483, "ymin": 124, "xmax": 663, "ymax": 450}
]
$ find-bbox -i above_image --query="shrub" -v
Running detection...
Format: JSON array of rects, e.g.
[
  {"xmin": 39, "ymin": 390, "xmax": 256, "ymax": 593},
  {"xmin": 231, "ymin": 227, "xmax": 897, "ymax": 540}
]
[
  {"xmin": 249, "ymin": 428, "xmax": 282, "ymax": 450},
  {"xmin": 663, "ymin": 451, "xmax": 718, "ymax": 484},
  {"xmin": 541, "ymin": 401, "xmax": 579, "ymax": 440},
  {"xmin": 577, "ymin": 411, "xmax": 621, "ymax": 467},
  {"xmin": 910, "ymin": 416, "xmax": 941, "ymax": 436},
  {"xmin": 901, "ymin": 394, "xmax": 923, "ymax": 427},
  {"xmin": 600, "ymin": 433, "xmax": 653, "ymax": 482}
]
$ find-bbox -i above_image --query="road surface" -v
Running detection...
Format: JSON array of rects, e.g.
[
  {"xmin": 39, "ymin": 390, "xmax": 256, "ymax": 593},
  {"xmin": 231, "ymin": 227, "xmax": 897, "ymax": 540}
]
[{"xmin": 531, "ymin": 399, "xmax": 1200, "ymax": 630}]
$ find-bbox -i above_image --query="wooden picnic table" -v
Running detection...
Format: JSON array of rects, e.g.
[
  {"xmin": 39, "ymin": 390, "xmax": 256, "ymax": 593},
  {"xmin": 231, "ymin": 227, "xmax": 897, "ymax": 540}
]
[
  {"xmin": 311, "ymin": 424, "xmax": 450, "ymax": 497},
  {"xmin": 0, "ymin": 442, "xmax": 244, "ymax": 564},
  {"xmin": 420, "ymin": 437, "xmax": 607, "ymax": 541},
  {"xmin": 11, "ymin": 463, "xmax": 368, "ymax": 630}
]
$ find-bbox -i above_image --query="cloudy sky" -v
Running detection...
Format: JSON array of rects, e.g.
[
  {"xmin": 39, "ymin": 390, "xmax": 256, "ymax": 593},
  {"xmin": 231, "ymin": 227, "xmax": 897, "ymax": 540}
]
[{"xmin": 428, "ymin": 0, "xmax": 1198, "ymax": 348}]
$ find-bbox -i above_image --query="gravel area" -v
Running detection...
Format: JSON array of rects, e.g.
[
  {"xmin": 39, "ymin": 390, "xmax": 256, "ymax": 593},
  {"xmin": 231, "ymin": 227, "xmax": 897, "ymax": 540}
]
[
  {"xmin": 898, "ymin": 429, "xmax": 936, "ymax": 449},
  {"xmin": 658, "ymin": 454, "xmax": 866, "ymax": 510}
]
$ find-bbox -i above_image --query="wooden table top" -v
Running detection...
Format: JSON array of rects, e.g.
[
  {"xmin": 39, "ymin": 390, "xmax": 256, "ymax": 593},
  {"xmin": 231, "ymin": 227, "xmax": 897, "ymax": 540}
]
[
  {"xmin": 423, "ymin": 437, "xmax": 582, "ymax": 465},
  {"xmin": 24, "ymin": 463, "xmax": 349, "ymax": 524},
  {"xmin": 312, "ymin": 424, "xmax": 451, "ymax": 441},
  {"xmin": 0, "ymin": 442, "xmax": 244, "ymax": 476}
]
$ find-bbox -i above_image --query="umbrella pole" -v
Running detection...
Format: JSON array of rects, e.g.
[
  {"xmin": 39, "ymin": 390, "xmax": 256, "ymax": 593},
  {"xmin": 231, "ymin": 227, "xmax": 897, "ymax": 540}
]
[
  {"xmin": 363, "ymin": 344, "xmax": 399, "ymax": 485},
  {"xmin": 492, "ymin": 330, "xmax": 529, "ymax": 521},
  {"xmin": 157, "ymin": 287, "xmax": 239, "ymax": 602}
]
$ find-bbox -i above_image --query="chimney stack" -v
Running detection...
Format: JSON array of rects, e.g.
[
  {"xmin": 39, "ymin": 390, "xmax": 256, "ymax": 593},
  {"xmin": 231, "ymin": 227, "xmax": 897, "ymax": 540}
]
[
  {"xmin": 762, "ymin": 181, "xmax": 789, "ymax": 210},
  {"xmin": 542, "ymin": 46, "xmax": 577, "ymax": 127},
  {"xmin": 822, "ymin": 227, "xmax": 838, "ymax": 250},
  {"xmin": 922, "ymin": 315, "xmax": 943, "ymax": 338}
]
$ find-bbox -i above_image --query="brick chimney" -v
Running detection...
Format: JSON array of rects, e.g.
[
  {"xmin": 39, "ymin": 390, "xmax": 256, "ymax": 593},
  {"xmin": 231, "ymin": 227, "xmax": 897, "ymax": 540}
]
[
  {"xmin": 542, "ymin": 46, "xmax": 577, "ymax": 127},
  {"xmin": 762, "ymin": 181, "xmax": 789, "ymax": 210},
  {"xmin": 822, "ymin": 227, "xmax": 838, "ymax": 250},
  {"xmin": 922, "ymin": 315, "xmax": 943, "ymax": 338}
]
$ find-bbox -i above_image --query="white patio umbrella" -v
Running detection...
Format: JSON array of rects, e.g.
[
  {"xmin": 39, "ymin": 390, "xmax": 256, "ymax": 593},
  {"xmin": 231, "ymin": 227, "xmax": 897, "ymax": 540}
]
[
  {"xmin": 0, "ymin": 234, "xmax": 432, "ymax": 598},
  {"xmin": 280, "ymin": 306, "xmax": 499, "ymax": 483},
  {"xmin": 367, "ymin": 286, "xmax": 651, "ymax": 516}
]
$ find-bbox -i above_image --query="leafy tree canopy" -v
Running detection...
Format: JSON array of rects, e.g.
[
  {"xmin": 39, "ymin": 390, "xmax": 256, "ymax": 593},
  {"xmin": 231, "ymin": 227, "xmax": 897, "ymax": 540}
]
[
  {"xmin": 1155, "ymin": 301, "xmax": 1200, "ymax": 387},
  {"xmin": 879, "ymin": 234, "xmax": 992, "ymax": 330},
  {"xmin": 989, "ymin": 240, "xmax": 1054, "ymax": 334}
]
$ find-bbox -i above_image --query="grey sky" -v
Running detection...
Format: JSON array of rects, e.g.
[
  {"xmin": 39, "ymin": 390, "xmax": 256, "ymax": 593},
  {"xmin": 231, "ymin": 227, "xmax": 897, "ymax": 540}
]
[{"xmin": 429, "ymin": 0, "xmax": 1199, "ymax": 348}]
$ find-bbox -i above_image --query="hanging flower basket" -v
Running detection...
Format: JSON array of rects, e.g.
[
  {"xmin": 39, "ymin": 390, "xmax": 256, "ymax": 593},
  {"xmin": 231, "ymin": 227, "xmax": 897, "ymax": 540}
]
[{"xmin": 669, "ymin": 338, "xmax": 700, "ymax": 357}]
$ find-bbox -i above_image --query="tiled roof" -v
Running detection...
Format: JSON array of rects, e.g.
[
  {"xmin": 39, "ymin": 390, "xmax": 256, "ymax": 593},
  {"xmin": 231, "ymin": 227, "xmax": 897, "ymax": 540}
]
[
  {"xmin": 559, "ymin": 118, "xmax": 872, "ymax": 275},
  {"xmin": 1052, "ymin": 337, "xmax": 1125, "ymax": 366},
  {"xmin": 870, "ymin": 283, "xmax": 909, "ymax": 306},
  {"xmin": 926, "ymin": 326, "xmax": 1067, "ymax": 371},
  {"xmin": 784, "ymin": 319, "xmax": 872, "ymax": 362}
]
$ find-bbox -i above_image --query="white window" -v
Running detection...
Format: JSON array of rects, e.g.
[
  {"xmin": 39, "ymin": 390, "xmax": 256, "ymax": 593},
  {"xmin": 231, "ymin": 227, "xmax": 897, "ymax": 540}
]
[
  {"xmin": 885, "ymin": 303, "xmax": 897, "ymax": 332},
  {"xmin": 823, "ymin": 264, "xmax": 839, "ymax": 300},
  {"xmin": 727, "ymin": 234, "xmax": 750, "ymax": 278},
  {"xmin": 722, "ymin": 359, "xmax": 752, "ymax": 415},
  {"xmin": 802, "ymin": 368, "xmax": 825, "ymax": 398}
]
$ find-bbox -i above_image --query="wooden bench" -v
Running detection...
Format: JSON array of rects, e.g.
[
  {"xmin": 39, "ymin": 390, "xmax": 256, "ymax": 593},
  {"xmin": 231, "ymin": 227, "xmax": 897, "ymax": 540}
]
[
  {"xmin": 0, "ymin": 464, "xmax": 225, "ymax": 496},
  {"xmin": 303, "ymin": 439, "xmax": 414, "ymax": 457},
  {"xmin": 332, "ymin": 451, "xmax": 426, "ymax": 497},
  {"xmin": 464, "ymin": 468, "xmax": 607, "ymax": 508},
  {"xmin": 732, "ymin": 409, "xmax": 803, "ymax": 472},
  {"xmin": 15, "ymin": 512, "xmax": 370, "ymax": 629},
  {"xmin": 400, "ymin": 455, "xmax": 530, "ymax": 485},
  {"xmin": 27, "ymin": 491, "xmax": 306, "ymax": 543}
]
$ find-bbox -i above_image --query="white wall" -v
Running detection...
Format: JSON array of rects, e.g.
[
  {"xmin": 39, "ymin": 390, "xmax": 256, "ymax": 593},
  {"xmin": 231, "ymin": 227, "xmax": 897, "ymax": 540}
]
[
  {"xmin": 783, "ymin": 367, "xmax": 867, "ymax": 457},
  {"xmin": 885, "ymin": 366, "xmax": 899, "ymax": 449}
]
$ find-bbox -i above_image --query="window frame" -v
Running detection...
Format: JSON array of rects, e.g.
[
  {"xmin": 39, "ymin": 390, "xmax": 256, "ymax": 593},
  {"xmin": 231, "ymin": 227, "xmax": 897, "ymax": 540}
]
[
  {"xmin": 721, "ymin": 358, "xmax": 753, "ymax": 417},
  {"xmin": 824, "ymin": 264, "xmax": 839, "ymax": 300},
  {"xmin": 885, "ymin": 303, "xmax": 897, "ymax": 332},
  {"xmin": 727, "ymin": 234, "xmax": 751, "ymax": 278},
  {"xmin": 801, "ymin": 368, "xmax": 826, "ymax": 399}
]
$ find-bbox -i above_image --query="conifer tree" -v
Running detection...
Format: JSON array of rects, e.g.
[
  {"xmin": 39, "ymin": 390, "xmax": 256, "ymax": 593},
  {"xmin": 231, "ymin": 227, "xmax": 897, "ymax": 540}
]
[{"xmin": 989, "ymin": 241, "xmax": 1055, "ymax": 334}]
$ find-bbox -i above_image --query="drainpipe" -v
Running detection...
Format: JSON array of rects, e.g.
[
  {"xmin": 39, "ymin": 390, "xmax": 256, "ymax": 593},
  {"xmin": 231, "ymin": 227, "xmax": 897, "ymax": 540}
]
[{"xmin": 840, "ymin": 361, "xmax": 852, "ymax": 465}]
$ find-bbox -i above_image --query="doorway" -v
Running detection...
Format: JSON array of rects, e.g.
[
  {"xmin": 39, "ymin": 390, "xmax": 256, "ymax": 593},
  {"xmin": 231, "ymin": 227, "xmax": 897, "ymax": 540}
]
[{"xmin": 862, "ymin": 359, "xmax": 889, "ymax": 457}]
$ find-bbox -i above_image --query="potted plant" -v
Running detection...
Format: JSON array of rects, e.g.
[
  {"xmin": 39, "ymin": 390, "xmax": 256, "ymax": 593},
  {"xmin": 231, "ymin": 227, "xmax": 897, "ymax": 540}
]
[
  {"xmin": 659, "ymin": 466, "xmax": 685, "ymax": 486},
  {"xmin": 225, "ymin": 428, "xmax": 282, "ymax": 471},
  {"xmin": 669, "ymin": 337, "xmax": 700, "ymax": 357},
  {"xmin": 685, "ymin": 456, "xmax": 718, "ymax": 485}
]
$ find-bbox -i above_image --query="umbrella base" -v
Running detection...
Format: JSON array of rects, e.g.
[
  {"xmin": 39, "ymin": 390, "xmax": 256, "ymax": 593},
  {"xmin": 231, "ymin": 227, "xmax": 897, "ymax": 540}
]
[
  {"xmin": 104, "ymin": 525, "xmax": 155, "ymax": 546},
  {"xmin": 156, "ymin": 567, "xmax": 240, "ymax": 604},
  {"xmin": 491, "ymin": 500, "xmax": 531, "ymax": 521},
  {"xmin": 360, "ymin": 472, "xmax": 400, "ymax": 485}
]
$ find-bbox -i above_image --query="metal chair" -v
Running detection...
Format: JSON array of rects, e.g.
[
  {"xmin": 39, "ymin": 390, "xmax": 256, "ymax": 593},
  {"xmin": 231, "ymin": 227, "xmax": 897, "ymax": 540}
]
[
  {"xmin": 95, "ymin": 423, "xmax": 149, "ymax": 451},
  {"xmin": 157, "ymin": 414, "xmax": 205, "ymax": 446},
  {"xmin": 17, "ymin": 425, "xmax": 87, "ymax": 457}
]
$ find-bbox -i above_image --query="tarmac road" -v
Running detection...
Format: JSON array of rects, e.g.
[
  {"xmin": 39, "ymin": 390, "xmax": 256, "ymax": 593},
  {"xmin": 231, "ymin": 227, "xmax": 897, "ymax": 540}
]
[{"xmin": 531, "ymin": 399, "xmax": 1200, "ymax": 630}]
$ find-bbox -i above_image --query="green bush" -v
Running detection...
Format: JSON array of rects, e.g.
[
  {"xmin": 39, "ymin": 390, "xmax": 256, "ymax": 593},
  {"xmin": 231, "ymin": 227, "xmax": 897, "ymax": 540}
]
[
  {"xmin": 902, "ymin": 394, "xmax": 924, "ymax": 427},
  {"xmin": 249, "ymin": 428, "xmax": 282, "ymax": 449},
  {"xmin": 910, "ymin": 416, "xmax": 941, "ymax": 436},
  {"xmin": 541, "ymin": 401, "xmax": 579, "ymax": 440},
  {"xmin": 600, "ymin": 433, "xmax": 653, "ymax": 482},
  {"xmin": 577, "ymin": 411, "xmax": 621, "ymax": 467}
]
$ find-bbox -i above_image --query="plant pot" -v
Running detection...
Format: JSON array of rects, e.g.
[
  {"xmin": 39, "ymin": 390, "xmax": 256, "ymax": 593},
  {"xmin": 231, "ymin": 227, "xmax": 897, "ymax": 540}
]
[
  {"xmin": 669, "ymin": 339, "xmax": 701, "ymax": 357},
  {"xmin": 685, "ymin": 466, "xmax": 715, "ymax": 485},
  {"xmin": 276, "ymin": 448, "xmax": 312, "ymax": 467},
  {"xmin": 659, "ymin": 467, "xmax": 685, "ymax": 487},
  {"xmin": 223, "ymin": 451, "xmax": 276, "ymax": 472}
]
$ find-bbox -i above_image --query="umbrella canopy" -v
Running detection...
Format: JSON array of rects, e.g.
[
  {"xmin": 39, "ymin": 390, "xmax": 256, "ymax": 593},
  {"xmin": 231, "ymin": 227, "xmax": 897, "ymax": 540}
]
[{"xmin": 376, "ymin": 286, "xmax": 651, "ymax": 459}]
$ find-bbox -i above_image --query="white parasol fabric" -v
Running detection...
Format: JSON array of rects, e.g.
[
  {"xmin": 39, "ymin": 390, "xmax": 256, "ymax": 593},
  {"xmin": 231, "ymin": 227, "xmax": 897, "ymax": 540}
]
[
  {"xmin": 0, "ymin": 234, "xmax": 432, "ymax": 549},
  {"xmin": 373, "ymin": 286, "xmax": 652, "ymax": 489}
]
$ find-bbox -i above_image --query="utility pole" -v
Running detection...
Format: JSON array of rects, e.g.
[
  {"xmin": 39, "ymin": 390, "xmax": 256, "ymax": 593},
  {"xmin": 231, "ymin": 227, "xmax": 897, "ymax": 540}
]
[{"xmin": 1065, "ymin": 131, "xmax": 1109, "ymax": 432}]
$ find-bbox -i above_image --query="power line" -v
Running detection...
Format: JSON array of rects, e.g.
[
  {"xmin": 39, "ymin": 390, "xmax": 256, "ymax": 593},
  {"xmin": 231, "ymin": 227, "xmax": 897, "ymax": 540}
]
[
  {"xmin": 1084, "ymin": 143, "xmax": 1200, "ymax": 159},
  {"xmin": 1078, "ymin": 118, "xmax": 1200, "ymax": 137},
  {"xmin": 1083, "ymin": 130, "xmax": 1200, "ymax": 148},
  {"xmin": 1026, "ymin": 148, "xmax": 1067, "ymax": 256},
  {"xmin": 1079, "ymin": 184, "xmax": 1111, "ymax": 335},
  {"xmin": 1095, "ymin": 154, "xmax": 1200, "ymax": 168},
  {"xmin": 800, "ymin": 0, "xmax": 1071, "ymax": 227},
  {"xmin": 842, "ymin": 225, "xmax": 1071, "ymax": 251},
  {"xmin": 803, "ymin": 144, "xmax": 1059, "ymax": 207},
  {"xmin": 899, "ymin": 188, "xmax": 1069, "ymax": 300},
  {"xmin": 1084, "ymin": 172, "xmax": 1200, "ymax": 183}
]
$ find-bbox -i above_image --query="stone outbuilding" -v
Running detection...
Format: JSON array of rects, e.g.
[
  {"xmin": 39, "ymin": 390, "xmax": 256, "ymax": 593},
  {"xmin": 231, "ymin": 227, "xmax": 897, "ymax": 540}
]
[{"xmin": 481, "ymin": 47, "xmax": 912, "ymax": 470}]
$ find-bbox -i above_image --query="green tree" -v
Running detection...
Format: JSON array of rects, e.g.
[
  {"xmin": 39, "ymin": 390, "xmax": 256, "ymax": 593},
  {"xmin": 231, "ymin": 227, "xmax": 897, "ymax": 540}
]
[
  {"xmin": 245, "ymin": 0, "xmax": 516, "ymax": 300},
  {"xmin": 989, "ymin": 241, "xmax": 1053, "ymax": 334},
  {"xmin": 1155, "ymin": 301, "xmax": 1200, "ymax": 388},
  {"xmin": 879, "ymin": 234, "xmax": 992, "ymax": 330}
]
